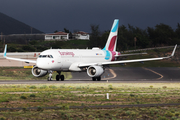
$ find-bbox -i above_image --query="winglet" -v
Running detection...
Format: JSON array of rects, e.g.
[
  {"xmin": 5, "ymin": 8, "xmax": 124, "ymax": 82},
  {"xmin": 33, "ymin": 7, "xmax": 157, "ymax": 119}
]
[
  {"xmin": 171, "ymin": 44, "xmax": 177, "ymax": 57},
  {"xmin": 3, "ymin": 44, "xmax": 7, "ymax": 57}
]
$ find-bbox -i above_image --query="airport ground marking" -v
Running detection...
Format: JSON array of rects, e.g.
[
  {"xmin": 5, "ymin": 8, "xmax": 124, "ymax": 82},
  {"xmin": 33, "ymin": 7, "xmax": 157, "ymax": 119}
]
[
  {"xmin": 102, "ymin": 69, "xmax": 117, "ymax": 80},
  {"xmin": 142, "ymin": 67, "xmax": 163, "ymax": 80}
]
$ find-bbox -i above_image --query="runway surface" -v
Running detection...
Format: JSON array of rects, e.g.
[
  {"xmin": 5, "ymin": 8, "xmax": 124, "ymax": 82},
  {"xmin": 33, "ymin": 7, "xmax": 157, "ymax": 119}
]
[{"xmin": 0, "ymin": 67, "xmax": 180, "ymax": 84}]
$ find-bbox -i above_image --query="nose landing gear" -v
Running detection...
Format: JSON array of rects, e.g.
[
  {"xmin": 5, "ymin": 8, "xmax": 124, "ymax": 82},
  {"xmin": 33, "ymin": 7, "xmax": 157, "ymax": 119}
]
[{"xmin": 47, "ymin": 71, "xmax": 53, "ymax": 81}]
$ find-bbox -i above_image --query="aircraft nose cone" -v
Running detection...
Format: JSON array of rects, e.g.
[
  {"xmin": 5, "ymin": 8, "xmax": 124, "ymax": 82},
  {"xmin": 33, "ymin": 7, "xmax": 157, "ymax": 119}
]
[
  {"xmin": 36, "ymin": 58, "xmax": 48, "ymax": 69},
  {"xmin": 36, "ymin": 58, "xmax": 52, "ymax": 70},
  {"xmin": 36, "ymin": 58, "xmax": 43, "ymax": 68}
]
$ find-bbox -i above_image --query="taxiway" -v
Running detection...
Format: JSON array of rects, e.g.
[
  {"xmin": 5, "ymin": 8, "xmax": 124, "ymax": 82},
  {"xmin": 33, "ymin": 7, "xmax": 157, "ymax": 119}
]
[{"xmin": 0, "ymin": 67, "xmax": 180, "ymax": 84}]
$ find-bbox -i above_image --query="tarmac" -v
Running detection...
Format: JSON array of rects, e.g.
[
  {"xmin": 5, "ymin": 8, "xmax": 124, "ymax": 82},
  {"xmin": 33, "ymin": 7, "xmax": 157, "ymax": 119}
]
[{"xmin": 0, "ymin": 67, "xmax": 180, "ymax": 84}]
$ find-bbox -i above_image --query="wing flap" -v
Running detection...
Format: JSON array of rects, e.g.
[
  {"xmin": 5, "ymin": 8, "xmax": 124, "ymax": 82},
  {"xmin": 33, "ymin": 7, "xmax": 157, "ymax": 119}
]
[
  {"xmin": 78, "ymin": 63, "xmax": 99, "ymax": 67},
  {"xmin": 102, "ymin": 57, "xmax": 164, "ymax": 65},
  {"xmin": 116, "ymin": 52, "xmax": 147, "ymax": 57}
]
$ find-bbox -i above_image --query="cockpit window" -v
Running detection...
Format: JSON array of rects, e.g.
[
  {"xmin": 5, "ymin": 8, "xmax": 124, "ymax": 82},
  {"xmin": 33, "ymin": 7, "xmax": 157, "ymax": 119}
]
[{"xmin": 39, "ymin": 55, "xmax": 53, "ymax": 58}]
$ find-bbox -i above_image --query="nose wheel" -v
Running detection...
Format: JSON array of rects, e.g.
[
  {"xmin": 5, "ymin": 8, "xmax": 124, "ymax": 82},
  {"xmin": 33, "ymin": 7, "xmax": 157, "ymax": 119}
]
[{"xmin": 47, "ymin": 72, "xmax": 52, "ymax": 81}]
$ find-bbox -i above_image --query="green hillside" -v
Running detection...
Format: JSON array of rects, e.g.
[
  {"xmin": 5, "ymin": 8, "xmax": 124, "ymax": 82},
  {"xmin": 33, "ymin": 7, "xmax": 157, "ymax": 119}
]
[{"xmin": 0, "ymin": 12, "xmax": 43, "ymax": 35}]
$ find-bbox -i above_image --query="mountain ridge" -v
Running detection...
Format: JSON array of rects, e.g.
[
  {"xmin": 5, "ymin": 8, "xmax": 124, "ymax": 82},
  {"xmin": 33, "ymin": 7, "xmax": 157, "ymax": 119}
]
[{"xmin": 0, "ymin": 12, "xmax": 43, "ymax": 35}]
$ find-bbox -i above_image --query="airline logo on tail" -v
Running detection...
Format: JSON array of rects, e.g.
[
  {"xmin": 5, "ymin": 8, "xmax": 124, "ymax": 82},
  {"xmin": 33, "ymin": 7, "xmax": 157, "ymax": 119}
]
[{"xmin": 103, "ymin": 19, "xmax": 119, "ymax": 60}]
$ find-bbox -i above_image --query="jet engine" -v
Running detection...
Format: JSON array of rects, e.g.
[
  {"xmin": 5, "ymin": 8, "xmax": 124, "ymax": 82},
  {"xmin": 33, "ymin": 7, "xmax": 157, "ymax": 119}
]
[
  {"xmin": 32, "ymin": 66, "xmax": 48, "ymax": 77},
  {"xmin": 87, "ymin": 66, "xmax": 104, "ymax": 77}
]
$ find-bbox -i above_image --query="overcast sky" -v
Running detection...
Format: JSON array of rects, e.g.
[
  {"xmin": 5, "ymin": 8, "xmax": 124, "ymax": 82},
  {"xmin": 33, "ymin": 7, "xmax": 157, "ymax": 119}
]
[{"xmin": 0, "ymin": 0, "xmax": 180, "ymax": 33}]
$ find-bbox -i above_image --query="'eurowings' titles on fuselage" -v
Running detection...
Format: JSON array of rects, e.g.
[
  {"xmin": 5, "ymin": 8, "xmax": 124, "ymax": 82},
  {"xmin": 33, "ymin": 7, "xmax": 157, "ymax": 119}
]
[{"xmin": 36, "ymin": 48, "xmax": 120, "ymax": 71}]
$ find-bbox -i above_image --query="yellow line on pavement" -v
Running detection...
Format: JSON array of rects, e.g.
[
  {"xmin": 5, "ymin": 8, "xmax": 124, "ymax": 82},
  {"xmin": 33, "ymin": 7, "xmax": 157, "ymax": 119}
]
[
  {"xmin": 102, "ymin": 69, "xmax": 117, "ymax": 80},
  {"xmin": 142, "ymin": 67, "xmax": 163, "ymax": 80}
]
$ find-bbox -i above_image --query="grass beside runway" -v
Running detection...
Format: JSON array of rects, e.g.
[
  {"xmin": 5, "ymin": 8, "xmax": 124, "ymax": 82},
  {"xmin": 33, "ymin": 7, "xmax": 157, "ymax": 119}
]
[{"xmin": 1, "ymin": 83, "xmax": 180, "ymax": 119}]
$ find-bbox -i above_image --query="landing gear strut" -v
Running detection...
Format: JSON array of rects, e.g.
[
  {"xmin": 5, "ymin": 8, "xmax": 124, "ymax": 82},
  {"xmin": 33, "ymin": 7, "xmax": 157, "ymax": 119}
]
[
  {"xmin": 47, "ymin": 71, "xmax": 53, "ymax": 81},
  {"xmin": 56, "ymin": 71, "xmax": 65, "ymax": 81},
  {"xmin": 92, "ymin": 76, "xmax": 101, "ymax": 81}
]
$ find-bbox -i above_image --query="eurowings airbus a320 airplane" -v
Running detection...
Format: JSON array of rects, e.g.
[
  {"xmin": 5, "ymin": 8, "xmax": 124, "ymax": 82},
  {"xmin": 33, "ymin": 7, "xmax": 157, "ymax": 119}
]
[{"xmin": 3, "ymin": 19, "xmax": 177, "ymax": 81}]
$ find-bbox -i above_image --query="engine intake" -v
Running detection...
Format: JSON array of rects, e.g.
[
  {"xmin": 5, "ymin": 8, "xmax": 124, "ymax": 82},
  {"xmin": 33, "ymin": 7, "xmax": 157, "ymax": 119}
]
[
  {"xmin": 87, "ymin": 66, "xmax": 104, "ymax": 77},
  {"xmin": 32, "ymin": 66, "xmax": 48, "ymax": 77}
]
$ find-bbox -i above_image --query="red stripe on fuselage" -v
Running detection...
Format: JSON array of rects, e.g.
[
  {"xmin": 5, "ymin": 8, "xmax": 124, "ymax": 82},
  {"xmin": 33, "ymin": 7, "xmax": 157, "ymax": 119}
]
[{"xmin": 108, "ymin": 36, "xmax": 117, "ymax": 51}]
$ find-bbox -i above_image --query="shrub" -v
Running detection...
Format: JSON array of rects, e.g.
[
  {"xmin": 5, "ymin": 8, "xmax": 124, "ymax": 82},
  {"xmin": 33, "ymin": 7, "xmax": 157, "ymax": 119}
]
[
  {"xmin": 162, "ymin": 86, "xmax": 167, "ymax": 89},
  {"xmin": 29, "ymin": 85, "xmax": 37, "ymax": 89},
  {"xmin": 60, "ymin": 86, "xmax": 65, "ymax": 88},
  {"xmin": 157, "ymin": 116, "xmax": 168, "ymax": 120},
  {"xmin": 125, "ymin": 111, "xmax": 131, "ymax": 115},
  {"xmin": 30, "ymin": 94, "xmax": 36, "ymax": 97},
  {"xmin": 20, "ymin": 96, "xmax": 27, "ymax": 99},
  {"xmin": 0, "ymin": 117, "xmax": 6, "ymax": 120},
  {"xmin": 108, "ymin": 85, "xmax": 113, "ymax": 89},
  {"xmin": 175, "ymin": 112, "xmax": 180, "ymax": 116},
  {"xmin": 49, "ymin": 85, "xmax": 57, "ymax": 89},
  {"xmin": 88, "ymin": 115, "xmax": 93, "ymax": 119},
  {"xmin": 76, "ymin": 86, "xmax": 81, "ymax": 89},
  {"xmin": 130, "ymin": 94, "xmax": 135, "ymax": 97},
  {"xmin": 150, "ymin": 85, "xmax": 153, "ymax": 88},
  {"xmin": 37, "ymin": 106, "xmax": 43, "ymax": 111},
  {"xmin": 22, "ymin": 107, "xmax": 27, "ymax": 112},
  {"xmin": 62, "ymin": 105, "xmax": 69, "ymax": 110},
  {"xmin": 0, "ymin": 98, "xmax": 9, "ymax": 102},
  {"xmin": 40, "ymin": 85, "xmax": 48, "ymax": 89},
  {"xmin": 171, "ymin": 116, "xmax": 177, "ymax": 120},
  {"xmin": 165, "ymin": 111, "xmax": 174, "ymax": 117}
]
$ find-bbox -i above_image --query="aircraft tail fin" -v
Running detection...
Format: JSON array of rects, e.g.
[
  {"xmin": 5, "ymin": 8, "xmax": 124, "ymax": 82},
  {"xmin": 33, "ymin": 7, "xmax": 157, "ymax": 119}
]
[{"xmin": 103, "ymin": 19, "xmax": 119, "ymax": 51}]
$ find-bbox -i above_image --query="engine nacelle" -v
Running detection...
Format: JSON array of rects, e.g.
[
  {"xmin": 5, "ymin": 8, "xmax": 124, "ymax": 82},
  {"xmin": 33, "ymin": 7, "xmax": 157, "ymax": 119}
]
[
  {"xmin": 87, "ymin": 66, "xmax": 104, "ymax": 77},
  {"xmin": 32, "ymin": 66, "xmax": 48, "ymax": 77}
]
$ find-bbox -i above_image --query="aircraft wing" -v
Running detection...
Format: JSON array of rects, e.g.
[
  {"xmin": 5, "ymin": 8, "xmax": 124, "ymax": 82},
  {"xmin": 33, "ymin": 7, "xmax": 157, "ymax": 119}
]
[
  {"xmin": 79, "ymin": 44, "xmax": 177, "ymax": 67},
  {"xmin": 115, "ymin": 52, "xmax": 147, "ymax": 57},
  {"xmin": 3, "ymin": 45, "xmax": 37, "ymax": 64}
]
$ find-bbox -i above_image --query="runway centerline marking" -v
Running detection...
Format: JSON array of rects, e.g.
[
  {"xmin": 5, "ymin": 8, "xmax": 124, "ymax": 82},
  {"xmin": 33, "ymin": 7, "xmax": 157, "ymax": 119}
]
[
  {"xmin": 102, "ymin": 69, "xmax": 117, "ymax": 80},
  {"xmin": 142, "ymin": 67, "xmax": 163, "ymax": 80}
]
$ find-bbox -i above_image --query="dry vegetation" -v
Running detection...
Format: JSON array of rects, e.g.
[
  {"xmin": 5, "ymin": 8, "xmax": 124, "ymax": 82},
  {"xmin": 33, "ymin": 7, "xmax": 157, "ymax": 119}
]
[{"xmin": 0, "ymin": 83, "xmax": 180, "ymax": 119}]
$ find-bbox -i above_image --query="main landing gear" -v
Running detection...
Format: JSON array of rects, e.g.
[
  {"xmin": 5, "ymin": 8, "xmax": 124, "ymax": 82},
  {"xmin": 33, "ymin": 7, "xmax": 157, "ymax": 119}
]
[
  {"xmin": 56, "ymin": 71, "xmax": 64, "ymax": 81},
  {"xmin": 47, "ymin": 71, "xmax": 65, "ymax": 81},
  {"xmin": 92, "ymin": 76, "xmax": 101, "ymax": 81}
]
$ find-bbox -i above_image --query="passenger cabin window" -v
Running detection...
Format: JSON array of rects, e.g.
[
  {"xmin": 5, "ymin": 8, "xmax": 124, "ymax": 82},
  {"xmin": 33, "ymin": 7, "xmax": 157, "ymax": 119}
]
[{"xmin": 39, "ymin": 55, "xmax": 53, "ymax": 58}]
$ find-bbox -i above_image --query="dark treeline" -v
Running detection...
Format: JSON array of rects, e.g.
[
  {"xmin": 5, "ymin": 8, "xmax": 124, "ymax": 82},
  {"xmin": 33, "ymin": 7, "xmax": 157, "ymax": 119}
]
[{"xmin": 89, "ymin": 23, "xmax": 180, "ymax": 51}]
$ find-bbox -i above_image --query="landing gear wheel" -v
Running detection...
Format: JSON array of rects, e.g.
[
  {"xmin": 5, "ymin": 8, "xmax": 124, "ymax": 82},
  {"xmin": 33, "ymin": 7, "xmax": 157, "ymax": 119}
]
[
  {"xmin": 60, "ymin": 75, "xmax": 64, "ymax": 81},
  {"xmin": 92, "ymin": 77, "xmax": 101, "ymax": 81},
  {"xmin": 97, "ymin": 76, "xmax": 101, "ymax": 81},
  {"xmin": 56, "ymin": 75, "xmax": 60, "ymax": 81},
  {"xmin": 47, "ymin": 77, "xmax": 52, "ymax": 81},
  {"xmin": 48, "ymin": 71, "xmax": 53, "ymax": 81},
  {"xmin": 92, "ymin": 77, "xmax": 96, "ymax": 81}
]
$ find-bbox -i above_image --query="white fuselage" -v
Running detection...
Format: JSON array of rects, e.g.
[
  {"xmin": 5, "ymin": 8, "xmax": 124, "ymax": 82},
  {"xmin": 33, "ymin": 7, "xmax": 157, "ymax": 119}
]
[{"xmin": 36, "ymin": 48, "xmax": 117, "ymax": 72}]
